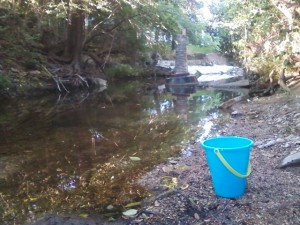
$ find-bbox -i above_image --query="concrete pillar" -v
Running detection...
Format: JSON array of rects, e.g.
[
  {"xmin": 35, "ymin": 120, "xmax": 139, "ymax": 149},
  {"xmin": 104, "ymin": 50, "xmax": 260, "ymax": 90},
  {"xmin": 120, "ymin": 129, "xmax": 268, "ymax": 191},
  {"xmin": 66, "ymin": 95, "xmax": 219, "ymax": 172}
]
[{"xmin": 174, "ymin": 29, "xmax": 189, "ymax": 75}]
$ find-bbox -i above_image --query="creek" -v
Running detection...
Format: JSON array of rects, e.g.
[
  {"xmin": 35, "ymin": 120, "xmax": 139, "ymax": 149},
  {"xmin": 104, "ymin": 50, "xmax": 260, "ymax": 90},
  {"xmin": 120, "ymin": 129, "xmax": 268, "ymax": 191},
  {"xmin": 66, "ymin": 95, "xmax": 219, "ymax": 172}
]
[{"xmin": 0, "ymin": 79, "xmax": 243, "ymax": 224}]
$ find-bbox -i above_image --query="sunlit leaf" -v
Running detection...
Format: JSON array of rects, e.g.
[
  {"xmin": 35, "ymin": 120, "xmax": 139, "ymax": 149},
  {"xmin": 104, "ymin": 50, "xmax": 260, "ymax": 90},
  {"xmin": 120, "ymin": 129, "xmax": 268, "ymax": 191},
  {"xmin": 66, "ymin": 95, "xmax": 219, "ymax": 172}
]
[
  {"xmin": 122, "ymin": 209, "xmax": 138, "ymax": 216},
  {"xmin": 79, "ymin": 213, "xmax": 89, "ymax": 218},
  {"xmin": 160, "ymin": 176, "xmax": 178, "ymax": 188},
  {"xmin": 124, "ymin": 201, "xmax": 141, "ymax": 208},
  {"xmin": 129, "ymin": 156, "xmax": 141, "ymax": 161}
]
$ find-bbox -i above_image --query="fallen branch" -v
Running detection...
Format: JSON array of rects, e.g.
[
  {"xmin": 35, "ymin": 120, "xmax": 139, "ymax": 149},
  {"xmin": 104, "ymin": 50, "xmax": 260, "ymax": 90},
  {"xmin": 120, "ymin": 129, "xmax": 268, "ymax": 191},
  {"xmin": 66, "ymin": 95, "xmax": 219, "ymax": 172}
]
[{"xmin": 219, "ymin": 96, "xmax": 245, "ymax": 110}]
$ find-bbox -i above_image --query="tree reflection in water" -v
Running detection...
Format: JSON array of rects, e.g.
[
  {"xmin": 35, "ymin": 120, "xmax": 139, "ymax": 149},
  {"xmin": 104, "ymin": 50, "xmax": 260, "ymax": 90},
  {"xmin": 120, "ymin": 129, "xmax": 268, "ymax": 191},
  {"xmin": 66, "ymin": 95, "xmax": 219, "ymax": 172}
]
[{"xmin": 0, "ymin": 82, "xmax": 240, "ymax": 224}]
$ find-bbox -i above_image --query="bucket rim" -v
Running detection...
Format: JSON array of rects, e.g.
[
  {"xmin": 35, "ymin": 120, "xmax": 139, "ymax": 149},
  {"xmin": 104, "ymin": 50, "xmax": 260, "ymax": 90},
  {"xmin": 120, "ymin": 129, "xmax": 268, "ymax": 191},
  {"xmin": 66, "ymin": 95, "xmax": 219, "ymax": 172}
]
[{"xmin": 201, "ymin": 136, "xmax": 254, "ymax": 150}]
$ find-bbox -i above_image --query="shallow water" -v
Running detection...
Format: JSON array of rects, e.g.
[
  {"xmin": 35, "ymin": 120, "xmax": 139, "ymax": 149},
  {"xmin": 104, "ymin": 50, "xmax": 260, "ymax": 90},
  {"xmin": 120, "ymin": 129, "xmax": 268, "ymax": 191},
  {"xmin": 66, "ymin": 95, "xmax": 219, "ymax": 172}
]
[{"xmin": 0, "ymin": 82, "xmax": 240, "ymax": 224}]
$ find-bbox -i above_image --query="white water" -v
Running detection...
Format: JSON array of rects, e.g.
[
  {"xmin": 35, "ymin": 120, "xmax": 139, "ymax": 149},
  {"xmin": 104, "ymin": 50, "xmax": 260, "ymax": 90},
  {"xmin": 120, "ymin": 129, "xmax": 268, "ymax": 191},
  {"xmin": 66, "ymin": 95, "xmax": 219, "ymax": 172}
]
[{"xmin": 157, "ymin": 60, "xmax": 243, "ymax": 82}]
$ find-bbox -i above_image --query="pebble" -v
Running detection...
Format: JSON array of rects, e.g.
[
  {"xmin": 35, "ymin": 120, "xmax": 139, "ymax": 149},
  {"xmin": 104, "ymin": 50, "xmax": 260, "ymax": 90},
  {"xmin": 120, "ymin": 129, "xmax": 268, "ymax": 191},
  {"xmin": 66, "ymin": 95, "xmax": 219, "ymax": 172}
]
[
  {"xmin": 258, "ymin": 140, "xmax": 276, "ymax": 149},
  {"xmin": 194, "ymin": 213, "xmax": 200, "ymax": 220},
  {"xmin": 231, "ymin": 111, "xmax": 243, "ymax": 116},
  {"xmin": 27, "ymin": 70, "xmax": 41, "ymax": 76},
  {"xmin": 275, "ymin": 138, "xmax": 285, "ymax": 143},
  {"xmin": 282, "ymin": 143, "xmax": 291, "ymax": 148}
]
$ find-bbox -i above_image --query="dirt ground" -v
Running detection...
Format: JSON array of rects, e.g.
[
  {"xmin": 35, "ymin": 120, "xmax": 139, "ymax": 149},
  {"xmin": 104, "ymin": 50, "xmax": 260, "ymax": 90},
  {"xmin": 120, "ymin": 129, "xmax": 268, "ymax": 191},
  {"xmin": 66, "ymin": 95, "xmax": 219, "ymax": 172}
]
[
  {"xmin": 31, "ymin": 86, "xmax": 300, "ymax": 225},
  {"xmin": 132, "ymin": 90, "xmax": 300, "ymax": 225}
]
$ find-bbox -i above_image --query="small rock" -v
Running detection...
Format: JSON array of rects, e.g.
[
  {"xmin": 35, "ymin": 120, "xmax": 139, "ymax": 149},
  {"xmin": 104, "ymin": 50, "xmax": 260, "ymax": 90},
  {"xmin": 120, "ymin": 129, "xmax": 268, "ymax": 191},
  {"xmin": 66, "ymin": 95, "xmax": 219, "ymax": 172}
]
[
  {"xmin": 282, "ymin": 143, "xmax": 291, "ymax": 148},
  {"xmin": 11, "ymin": 67, "xmax": 19, "ymax": 73},
  {"xmin": 280, "ymin": 151, "xmax": 300, "ymax": 168},
  {"xmin": 276, "ymin": 138, "xmax": 285, "ymax": 143},
  {"xmin": 27, "ymin": 70, "xmax": 41, "ymax": 76},
  {"xmin": 294, "ymin": 113, "xmax": 300, "ymax": 118},
  {"xmin": 264, "ymin": 140, "xmax": 276, "ymax": 147},
  {"xmin": 194, "ymin": 213, "xmax": 200, "ymax": 220},
  {"xmin": 106, "ymin": 205, "xmax": 114, "ymax": 210},
  {"xmin": 231, "ymin": 111, "xmax": 243, "ymax": 116},
  {"xmin": 283, "ymin": 105, "xmax": 289, "ymax": 109},
  {"xmin": 169, "ymin": 160, "xmax": 178, "ymax": 164},
  {"xmin": 154, "ymin": 200, "xmax": 160, "ymax": 207},
  {"xmin": 254, "ymin": 140, "xmax": 264, "ymax": 146},
  {"xmin": 258, "ymin": 140, "xmax": 276, "ymax": 148}
]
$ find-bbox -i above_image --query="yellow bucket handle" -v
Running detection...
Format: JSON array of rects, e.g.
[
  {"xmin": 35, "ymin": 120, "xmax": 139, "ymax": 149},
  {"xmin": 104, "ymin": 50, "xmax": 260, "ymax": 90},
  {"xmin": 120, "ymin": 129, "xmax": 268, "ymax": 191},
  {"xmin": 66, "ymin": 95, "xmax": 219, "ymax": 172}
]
[{"xmin": 214, "ymin": 148, "xmax": 252, "ymax": 178}]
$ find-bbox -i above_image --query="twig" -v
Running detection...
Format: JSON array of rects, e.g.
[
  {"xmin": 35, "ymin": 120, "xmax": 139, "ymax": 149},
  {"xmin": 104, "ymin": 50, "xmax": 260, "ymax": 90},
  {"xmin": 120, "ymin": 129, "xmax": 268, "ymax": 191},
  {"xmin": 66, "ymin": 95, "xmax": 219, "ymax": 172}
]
[
  {"xmin": 78, "ymin": 92, "xmax": 89, "ymax": 104},
  {"xmin": 102, "ymin": 31, "xmax": 115, "ymax": 70},
  {"xmin": 76, "ymin": 74, "xmax": 89, "ymax": 88},
  {"xmin": 142, "ymin": 188, "xmax": 179, "ymax": 206},
  {"xmin": 58, "ymin": 77, "xmax": 70, "ymax": 93},
  {"xmin": 42, "ymin": 65, "xmax": 62, "ymax": 92}
]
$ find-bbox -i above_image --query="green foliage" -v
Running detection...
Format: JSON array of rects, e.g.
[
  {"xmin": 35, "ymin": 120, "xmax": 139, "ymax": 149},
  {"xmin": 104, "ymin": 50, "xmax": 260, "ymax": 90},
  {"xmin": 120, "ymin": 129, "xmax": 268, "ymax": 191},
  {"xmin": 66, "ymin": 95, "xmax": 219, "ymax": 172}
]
[
  {"xmin": 212, "ymin": 0, "xmax": 300, "ymax": 79},
  {"xmin": 187, "ymin": 44, "xmax": 218, "ymax": 54},
  {"xmin": 105, "ymin": 64, "xmax": 141, "ymax": 78},
  {"xmin": 0, "ymin": 0, "xmax": 219, "ymax": 91},
  {"xmin": 0, "ymin": 73, "xmax": 12, "ymax": 91}
]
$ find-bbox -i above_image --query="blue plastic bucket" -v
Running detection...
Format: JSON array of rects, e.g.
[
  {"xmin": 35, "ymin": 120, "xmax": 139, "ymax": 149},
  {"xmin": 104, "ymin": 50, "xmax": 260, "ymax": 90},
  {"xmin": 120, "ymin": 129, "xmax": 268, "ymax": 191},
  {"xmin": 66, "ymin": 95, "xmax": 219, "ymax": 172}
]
[{"xmin": 201, "ymin": 136, "xmax": 254, "ymax": 198}]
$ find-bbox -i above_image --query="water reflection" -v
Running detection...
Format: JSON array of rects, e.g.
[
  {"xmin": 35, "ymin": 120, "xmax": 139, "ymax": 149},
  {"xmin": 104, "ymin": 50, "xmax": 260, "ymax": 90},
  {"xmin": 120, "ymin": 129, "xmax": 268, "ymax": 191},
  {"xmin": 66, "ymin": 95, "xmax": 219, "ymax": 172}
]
[{"xmin": 0, "ymin": 82, "xmax": 240, "ymax": 224}]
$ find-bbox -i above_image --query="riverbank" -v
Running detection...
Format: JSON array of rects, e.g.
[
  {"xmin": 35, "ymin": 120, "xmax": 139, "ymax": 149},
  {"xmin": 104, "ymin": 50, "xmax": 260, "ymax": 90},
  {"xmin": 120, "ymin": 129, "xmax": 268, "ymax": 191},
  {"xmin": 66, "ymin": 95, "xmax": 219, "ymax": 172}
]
[
  {"xmin": 134, "ymin": 90, "xmax": 300, "ymax": 225},
  {"xmin": 31, "ymin": 87, "xmax": 300, "ymax": 225}
]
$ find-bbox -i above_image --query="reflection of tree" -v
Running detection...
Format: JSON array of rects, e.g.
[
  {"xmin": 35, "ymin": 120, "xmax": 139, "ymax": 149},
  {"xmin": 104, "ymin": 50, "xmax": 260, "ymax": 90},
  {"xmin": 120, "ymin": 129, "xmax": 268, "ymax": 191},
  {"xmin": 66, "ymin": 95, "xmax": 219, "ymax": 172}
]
[
  {"xmin": 0, "ymin": 91, "xmax": 192, "ymax": 224},
  {"xmin": 189, "ymin": 90, "xmax": 238, "ymax": 117},
  {"xmin": 173, "ymin": 95, "xmax": 189, "ymax": 121},
  {"xmin": 0, "ymin": 85, "xmax": 238, "ymax": 223}
]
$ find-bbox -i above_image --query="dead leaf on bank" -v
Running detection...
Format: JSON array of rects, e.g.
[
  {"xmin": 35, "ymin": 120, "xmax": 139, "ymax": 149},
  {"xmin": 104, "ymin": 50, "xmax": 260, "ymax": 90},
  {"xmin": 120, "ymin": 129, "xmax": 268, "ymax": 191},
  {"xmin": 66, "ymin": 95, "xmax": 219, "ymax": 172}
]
[
  {"xmin": 124, "ymin": 201, "xmax": 141, "ymax": 208},
  {"xmin": 160, "ymin": 176, "xmax": 178, "ymax": 188},
  {"xmin": 79, "ymin": 213, "xmax": 89, "ymax": 218},
  {"xmin": 122, "ymin": 209, "xmax": 138, "ymax": 216},
  {"xmin": 180, "ymin": 183, "xmax": 189, "ymax": 190},
  {"xmin": 129, "ymin": 156, "xmax": 141, "ymax": 161}
]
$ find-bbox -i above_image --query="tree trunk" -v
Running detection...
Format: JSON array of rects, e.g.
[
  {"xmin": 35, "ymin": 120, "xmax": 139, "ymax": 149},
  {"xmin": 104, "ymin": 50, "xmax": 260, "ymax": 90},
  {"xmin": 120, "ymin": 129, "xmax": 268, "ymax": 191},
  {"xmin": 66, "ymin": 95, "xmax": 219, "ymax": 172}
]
[{"xmin": 64, "ymin": 2, "xmax": 85, "ymax": 72}]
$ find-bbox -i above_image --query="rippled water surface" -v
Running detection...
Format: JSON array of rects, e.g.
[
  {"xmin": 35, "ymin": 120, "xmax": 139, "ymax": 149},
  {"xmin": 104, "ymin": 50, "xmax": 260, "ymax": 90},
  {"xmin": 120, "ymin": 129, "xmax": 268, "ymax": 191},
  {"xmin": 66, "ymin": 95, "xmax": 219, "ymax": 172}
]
[{"xmin": 0, "ymin": 81, "xmax": 240, "ymax": 224}]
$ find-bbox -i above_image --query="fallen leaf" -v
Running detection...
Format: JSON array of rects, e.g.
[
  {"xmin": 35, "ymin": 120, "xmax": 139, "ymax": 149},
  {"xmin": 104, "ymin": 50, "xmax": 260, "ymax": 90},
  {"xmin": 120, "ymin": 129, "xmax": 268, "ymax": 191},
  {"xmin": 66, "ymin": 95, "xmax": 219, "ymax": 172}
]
[
  {"xmin": 122, "ymin": 209, "xmax": 138, "ymax": 216},
  {"xmin": 79, "ymin": 213, "xmax": 89, "ymax": 218},
  {"xmin": 129, "ymin": 156, "xmax": 141, "ymax": 161},
  {"xmin": 124, "ymin": 201, "xmax": 141, "ymax": 208},
  {"xmin": 160, "ymin": 176, "xmax": 178, "ymax": 188}
]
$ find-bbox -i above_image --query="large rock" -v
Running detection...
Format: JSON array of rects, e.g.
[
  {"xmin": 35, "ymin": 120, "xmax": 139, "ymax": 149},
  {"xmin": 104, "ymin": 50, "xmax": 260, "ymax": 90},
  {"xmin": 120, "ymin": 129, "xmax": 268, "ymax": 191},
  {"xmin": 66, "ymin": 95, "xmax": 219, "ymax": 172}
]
[{"xmin": 280, "ymin": 151, "xmax": 300, "ymax": 168}]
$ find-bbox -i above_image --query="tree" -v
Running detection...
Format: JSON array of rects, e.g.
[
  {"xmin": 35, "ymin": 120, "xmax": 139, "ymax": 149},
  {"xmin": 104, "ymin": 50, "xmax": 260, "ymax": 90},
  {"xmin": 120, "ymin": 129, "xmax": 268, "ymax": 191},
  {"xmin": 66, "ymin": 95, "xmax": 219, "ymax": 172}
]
[
  {"xmin": 213, "ymin": 0, "xmax": 300, "ymax": 87},
  {"xmin": 1, "ymin": 0, "xmax": 211, "ymax": 82}
]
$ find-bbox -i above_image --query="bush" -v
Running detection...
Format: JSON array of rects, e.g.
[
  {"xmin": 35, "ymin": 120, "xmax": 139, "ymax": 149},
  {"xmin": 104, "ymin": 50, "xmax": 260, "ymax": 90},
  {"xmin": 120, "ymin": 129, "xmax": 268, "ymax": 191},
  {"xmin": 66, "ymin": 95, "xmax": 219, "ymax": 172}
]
[{"xmin": 105, "ymin": 64, "xmax": 141, "ymax": 78}]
